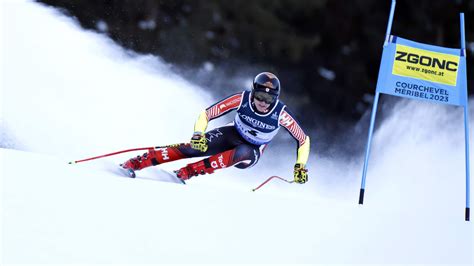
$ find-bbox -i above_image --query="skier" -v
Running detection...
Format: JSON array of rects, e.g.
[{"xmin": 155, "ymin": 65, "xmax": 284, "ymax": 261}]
[{"xmin": 121, "ymin": 72, "xmax": 310, "ymax": 183}]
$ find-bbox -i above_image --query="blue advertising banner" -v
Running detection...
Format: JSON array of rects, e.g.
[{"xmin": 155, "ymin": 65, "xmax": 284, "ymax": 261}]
[
  {"xmin": 375, "ymin": 36, "xmax": 467, "ymax": 106},
  {"xmin": 359, "ymin": 0, "xmax": 470, "ymax": 221}
]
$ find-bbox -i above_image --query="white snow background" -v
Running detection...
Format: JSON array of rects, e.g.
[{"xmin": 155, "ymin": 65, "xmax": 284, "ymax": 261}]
[{"xmin": 1, "ymin": 0, "xmax": 472, "ymax": 264}]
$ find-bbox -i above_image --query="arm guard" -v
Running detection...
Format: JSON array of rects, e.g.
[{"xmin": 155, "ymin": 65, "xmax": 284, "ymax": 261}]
[
  {"xmin": 296, "ymin": 136, "xmax": 310, "ymax": 165},
  {"xmin": 193, "ymin": 110, "xmax": 209, "ymax": 134}
]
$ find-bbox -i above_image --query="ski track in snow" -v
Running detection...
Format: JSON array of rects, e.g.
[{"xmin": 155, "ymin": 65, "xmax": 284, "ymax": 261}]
[{"xmin": 1, "ymin": 1, "xmax": 473, "ymax": 264}]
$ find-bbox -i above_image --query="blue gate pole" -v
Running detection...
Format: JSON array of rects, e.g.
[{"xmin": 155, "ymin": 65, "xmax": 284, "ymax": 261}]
[
  {"xmin": 384, "ymin": 0, "xmax": 397, "ymax": 45},
  {"xmin": 359, "ymin": 93, "xmax": 381, "ymax": 204},
  {"xmin": 464, "ymin": 95, "xmax": 470, "ymax": 222},
  {"xmin": 359, "ymin": 0, "xmax": 396, "ymax": 204},
  {"xmin": 460, "ymin": 13, "xmax": 470, "ymax": 221}
]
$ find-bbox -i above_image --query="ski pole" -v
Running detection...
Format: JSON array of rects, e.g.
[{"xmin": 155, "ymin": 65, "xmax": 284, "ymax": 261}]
[
  {"xmin": 252, "ymin": 176, "xmax": 294, "ymax": 192},
  {"xmin": 68, "ymin": 147, "xmax": 154, "ymax": 164}
]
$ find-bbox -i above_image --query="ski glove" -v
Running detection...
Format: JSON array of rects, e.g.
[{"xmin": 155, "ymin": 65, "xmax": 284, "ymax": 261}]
[
  {"xmin": 190, "ymin": 132, "xmax": 208, "ymax": 152},
  {"xmin": 294, "ymin": 163, "xmax": 308, "ymax": 184}
]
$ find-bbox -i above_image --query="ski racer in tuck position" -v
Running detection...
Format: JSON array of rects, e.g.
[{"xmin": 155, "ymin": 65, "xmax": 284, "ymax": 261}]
[{"xmin": 121, "ymin": 72, "xmax": 311, "ymax": 183}]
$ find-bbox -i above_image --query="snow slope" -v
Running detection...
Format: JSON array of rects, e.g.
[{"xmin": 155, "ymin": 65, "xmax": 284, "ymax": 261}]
[{"xmin": 1, "ymin": 0, "xmax": 473, "ymax": 264}]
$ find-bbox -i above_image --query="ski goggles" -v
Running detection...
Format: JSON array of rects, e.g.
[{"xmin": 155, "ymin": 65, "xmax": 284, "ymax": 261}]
[{"xmin": 253, "ymin": 91, "xmax": 277, "ymax": 104}]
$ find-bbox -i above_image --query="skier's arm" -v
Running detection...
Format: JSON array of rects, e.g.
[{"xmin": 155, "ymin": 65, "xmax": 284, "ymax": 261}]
[
  {"xmin": 279, "ymin": 108, "xmax": 310, "ymax": 183},
  {"xmin": 190, "ymin": 93, "xmax": 243, "ymax": 152},
  {"xmin": 279, "ymin": 108, "xmax": 310, "ymax": 164},
  {"xmin": 193, "ymin": 93, "xmax": 243, "ymax": 134}
]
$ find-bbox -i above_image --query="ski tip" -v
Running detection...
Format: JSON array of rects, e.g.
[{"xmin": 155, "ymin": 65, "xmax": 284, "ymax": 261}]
[
  {"xmin": 68, "ymin": 161, "xmax": 75, "ymax": 165},
  {"xmin": 177, "ymin": 177, "xmax": 186, "ymax": 185},
  {"xmin": 119, "ymin": 164, "xmax": 136, "ymax": 178},
  {"xmin": 127, "ymin": 168, "xmax": 136, "ymax": 178},
  {"xmin": 172, "ymin": 170, "xmax": 186, "ymax": 184}
]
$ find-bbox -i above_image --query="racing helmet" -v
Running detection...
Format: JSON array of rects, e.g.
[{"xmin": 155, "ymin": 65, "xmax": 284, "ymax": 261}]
[{"xmin": 251, "ymin": 72, "xmax": 280, "ymax": 104}]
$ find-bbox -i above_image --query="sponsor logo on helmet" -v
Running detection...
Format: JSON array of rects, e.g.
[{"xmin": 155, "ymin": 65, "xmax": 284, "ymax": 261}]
[
  {"xmin": 264, "ymin": 72, "xmax": 277, "ymax": 80},
  {"xmin": 263, "ymin": 81, "xmax": 275, "ymax": 89}
]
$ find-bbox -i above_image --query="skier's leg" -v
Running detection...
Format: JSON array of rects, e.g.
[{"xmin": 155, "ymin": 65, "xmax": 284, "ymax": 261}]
[
  {"xmin": 176, "ymin": 143, "xmax": 261, "ymax": 180},
  {"xmin": 233, "ymin": 144, "xmax": 265, "ymax": 169},
  {"xmin": 121, "ymin": 126, "xmax": 238, "ymax": 171}
]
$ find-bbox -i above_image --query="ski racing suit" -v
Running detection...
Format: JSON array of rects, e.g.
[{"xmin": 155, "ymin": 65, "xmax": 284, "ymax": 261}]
[{"xmin": 122, "ymin": 90, "xmax": 310, "ymax": 180}]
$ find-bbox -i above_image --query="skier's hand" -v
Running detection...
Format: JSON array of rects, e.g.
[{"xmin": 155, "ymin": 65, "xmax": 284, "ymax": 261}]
[
  {"xmin": 293, "ymin": 163, "xmax": 308, "ymax": 184},
  {"xmin": 190, "ymin": 132, "xmax": 208, "ymax": 152}
]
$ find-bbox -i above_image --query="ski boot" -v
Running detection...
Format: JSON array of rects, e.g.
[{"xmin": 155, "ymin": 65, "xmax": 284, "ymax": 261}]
[
  {"xmin": 175, "ymin": 160, "xmax": 215, "ymax": 181},
  {"xmin": 120, "ymin": 149, "xmax": 159, "ymax": 178}
]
